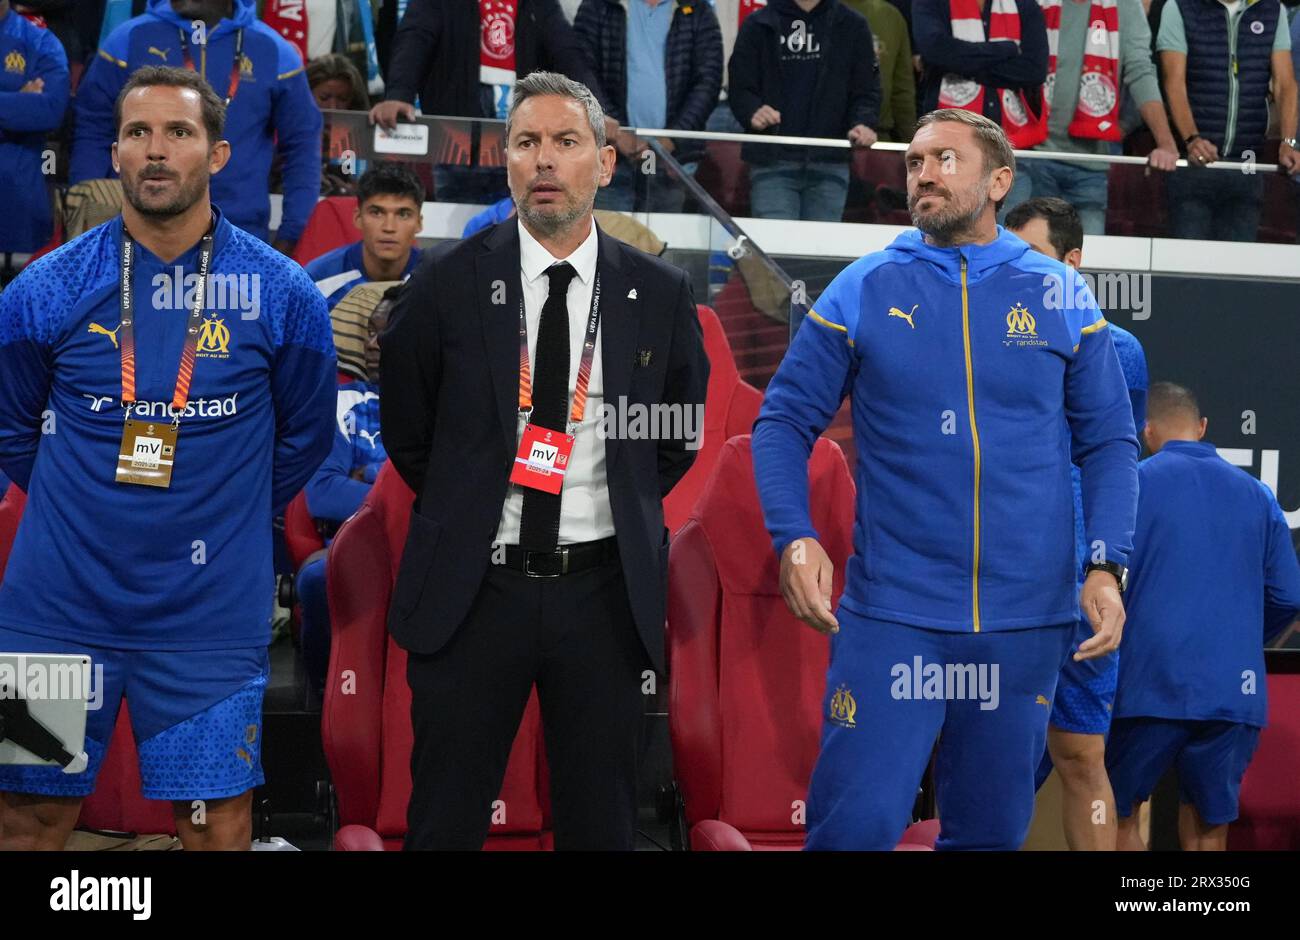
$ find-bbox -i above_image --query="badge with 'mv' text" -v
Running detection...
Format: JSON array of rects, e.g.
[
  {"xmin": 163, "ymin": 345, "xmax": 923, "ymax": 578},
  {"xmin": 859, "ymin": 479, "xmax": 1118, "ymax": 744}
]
[{"xmin": 116, "ymin": 419, "xmax": 178, "ymax": 488}]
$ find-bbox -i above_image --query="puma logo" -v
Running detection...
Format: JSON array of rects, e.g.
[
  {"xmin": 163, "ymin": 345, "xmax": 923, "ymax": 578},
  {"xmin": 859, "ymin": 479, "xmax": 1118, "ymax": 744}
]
[
  {"xmin": 88, "ymin": 322, "xmax": 122, "ymax": 348},
  {"xmin": 147, "ymin": 46, "xmax": 169, "ymax": 62},
  {"xmin": 1035, "ymin": 694, "xmax": 1050, "ymax": 707},
  {"xmin": 888, "ymin": 304, "xmax": 919, "ymax": 328},
  {"xmin": 358, "ymin": 429, "xmax": 381, "ymax": 448}
]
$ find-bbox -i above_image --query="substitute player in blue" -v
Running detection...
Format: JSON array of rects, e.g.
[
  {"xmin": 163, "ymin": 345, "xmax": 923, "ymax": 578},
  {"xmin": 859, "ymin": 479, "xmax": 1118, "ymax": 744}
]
[
  {"xmin": 1006, "ymin": 196, "xmax": 1149, "ymax": 851},
  {"xmin": 304, "ymin": 162, "xmax": 425, "ymax": 308},
  {"xmin": 0, "ymin": 67, "xmax": 336, "ymax": 850},
  {"xmin": 1109, "ymin": 383, "xmax": 1300, "ymax": 851},
  {"xmin": 753, "ymin": 109, "xmax": 1139, "ymax": 851},
  {"xmin": 0, "ymin": 0, "xmax": 69, "ymax": 259}
]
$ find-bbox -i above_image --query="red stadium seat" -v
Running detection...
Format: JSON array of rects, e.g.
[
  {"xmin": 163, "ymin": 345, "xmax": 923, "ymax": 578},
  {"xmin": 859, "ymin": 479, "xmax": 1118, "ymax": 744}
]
[
  {"xmin": 284, "ymin": 490, "xmax": 325, "ymax": 572},
  {"xmin": 662, "ymin": 305, "xmax": 763, "ymax": 535},
  {"xmin": 322, "ymin": 462, "xmax": 552, "ymax": 850},
  {"xmin": 77, "ymin": 704, "xmax": 176, "ymax": 837},
  {"xmin": 293, "ymin": 196, "xmax": 360, "ymax": 268},
  {"xmin": 1228, "ymin": 658, "xmax": 1300, "ymax": 850},
  {"xmin": 667, "ymin": 435, "xmax": 934, "ymax": 850}
]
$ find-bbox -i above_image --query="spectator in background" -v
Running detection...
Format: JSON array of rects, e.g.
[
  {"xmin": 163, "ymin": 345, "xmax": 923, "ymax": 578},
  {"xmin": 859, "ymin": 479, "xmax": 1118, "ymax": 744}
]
[
  {"xmin": 368, "ymin": 0, "xmax": 611, "ymax": 205},
  {"xmin": 71, "ymin": 0, "xmax": 322, "ymax": 252},
  {"xmin": 307, "ymin": 52, "xmax": 370, "ymax": 195},
  {"xmin": 308, "ymin": 51, "xmax": 370, "ymax": 111},
  {"xmin": 1158, "ymin": 0, "xmax": 1298, "ymax": 241},
  {"xmin": 913, "ymin": 0, "xmax": 1049, "ymax": 147},
  {"xmin": 728, "ymin": 0, "xmax": 881, "ymax": 221},
  {"xmin": 844, "ymin": 0, "xmax": 917, "ymax": 140},
  {"xmin": 0, "ymin": 0, "xmax": 69, "ymax": 257},
  {"xmin": 1001, "ymin": 0, "xmax": 1178, "ymax": 236},
  {"xmin": 1108, "ymin": 382, "xmax": 1300, "ymax": 851},
  {"xmin": 304, "ymin": 162, "xmax": 424, "ymax": 309},
  {"xmin": 707, "ymin": 0, "xmax": 768, "ymax": 133},
  {"xmin": 574, "ymin": 0, "xmax": 723, "ymax": 212}
]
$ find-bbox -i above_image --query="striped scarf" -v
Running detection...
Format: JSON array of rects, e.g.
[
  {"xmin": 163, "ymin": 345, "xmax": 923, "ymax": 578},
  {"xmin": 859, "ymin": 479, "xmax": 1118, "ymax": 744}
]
[{"xmin": 1040, "ymin": 0, "xmax": 1123, "ymax": 141}]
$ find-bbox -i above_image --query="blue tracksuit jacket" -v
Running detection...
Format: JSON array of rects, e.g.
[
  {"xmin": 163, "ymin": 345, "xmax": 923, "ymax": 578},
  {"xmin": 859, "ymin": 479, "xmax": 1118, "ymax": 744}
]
[
  {"xmin": 70, "ymin": 0, "xmax": 322, "ymax": 243},
  {"xmin": 753, "ymin": 227, "xmax": 1139, "ymax": 632}
]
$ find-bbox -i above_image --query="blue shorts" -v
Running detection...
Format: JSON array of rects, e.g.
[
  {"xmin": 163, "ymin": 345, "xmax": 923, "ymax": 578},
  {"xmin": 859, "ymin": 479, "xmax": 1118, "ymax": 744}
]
[
  {"xmin": 1106, "ymin": 717, "xmax": 1261, "ymax": 826},
  {"xmin": 1050, "ymin": 616, "xmax": 1118, "ymax": 735},
  {"xmin": 0, "ymin": 626, "xmax": 268, "ymax": 800},
  {"xmin": 805, "ymin": 612, "xmax": 1072, "ymax": 850}
]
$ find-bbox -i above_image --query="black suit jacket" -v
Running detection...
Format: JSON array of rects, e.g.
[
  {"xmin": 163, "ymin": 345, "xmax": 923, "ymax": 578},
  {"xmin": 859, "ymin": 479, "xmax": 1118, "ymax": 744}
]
[
  {"xmin": 383, "ymin": 0, "xmax": 605, "ymax": 119},
  {"xmin": 379, "ymin": 219, "xmax": 709, "ymax": 675}
]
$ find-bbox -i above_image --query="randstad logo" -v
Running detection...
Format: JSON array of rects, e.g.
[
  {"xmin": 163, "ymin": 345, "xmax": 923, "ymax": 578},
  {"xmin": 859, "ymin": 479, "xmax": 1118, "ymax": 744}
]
[
  {"xmin": 196, "ymin": 314, "xmax": 232, "ymax": 358},
  {"xmin": 4, "ymin": 51, "xmax": 25, "ymax": 74},
  {"xmin": 828, "ymin": 684, "xmax": 857, "ymax": 728},
  {"xmin": 86, "ymin": 392, "xmax": 240, "ymax": 419},
  {"xmin": 1005, "ymin": 303, "xmax": 1037, "ymax": 337}
]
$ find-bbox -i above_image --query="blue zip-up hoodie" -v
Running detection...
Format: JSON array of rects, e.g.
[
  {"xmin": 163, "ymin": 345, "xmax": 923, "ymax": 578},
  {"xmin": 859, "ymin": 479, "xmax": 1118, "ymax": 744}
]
[
  {"xmin": 753, "ymin": 227, "xmax": 1139, "ymax": 632},
  {"xmin": 70, "ymin": 0, "xmax": 322, "ymax": 243},
  {"xmin": 0, "ymin": 9, "xmax": 69, "ymax": 253}
]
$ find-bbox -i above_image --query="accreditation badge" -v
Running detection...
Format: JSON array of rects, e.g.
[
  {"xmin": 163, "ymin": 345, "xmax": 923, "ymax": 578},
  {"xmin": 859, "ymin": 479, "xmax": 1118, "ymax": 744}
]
[
  {"xmin": 509, "ymin": 423, "xmax": 573, "ymax": 495},
  {"xmin": 116, "ymin": 418, "xmax": 178, "ymax": 488}
]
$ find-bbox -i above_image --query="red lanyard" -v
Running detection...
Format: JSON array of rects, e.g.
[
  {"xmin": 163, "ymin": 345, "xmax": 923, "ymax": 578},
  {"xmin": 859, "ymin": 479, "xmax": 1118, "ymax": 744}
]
[
  {"xmin": 517, "ymin": 270, "xmax": 602, "ymax": 431},
  {"xmin": 118, "ymin": 220, "xmax": 215, "ymax": 417},
  {"xmin": 179, "ymin": 27, "xmax": 243, "ymax": 105}
]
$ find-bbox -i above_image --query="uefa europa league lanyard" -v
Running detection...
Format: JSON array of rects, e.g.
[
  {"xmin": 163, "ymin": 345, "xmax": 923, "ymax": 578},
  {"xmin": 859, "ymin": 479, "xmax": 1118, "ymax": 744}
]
[
  {"xmin": 179, "ymin": 27, "xmax": 244, "ymax": 105},
  {"xmin": 112, "ymin": 218, "xmax": 216, "ymax": 489},
  {"xmin": 516, "ymin": 270, "xmax": 602, "ymax": 437}
]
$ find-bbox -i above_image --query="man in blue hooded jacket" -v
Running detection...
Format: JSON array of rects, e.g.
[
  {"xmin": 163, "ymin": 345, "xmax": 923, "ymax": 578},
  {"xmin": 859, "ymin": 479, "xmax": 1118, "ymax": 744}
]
[
  {"xmin": 70, "ymin": 0, "xmax": 321, "ymax": 249},
  {"xmin": 753, "ymin": 108, "xmax": 1139, "ymax": 850}
]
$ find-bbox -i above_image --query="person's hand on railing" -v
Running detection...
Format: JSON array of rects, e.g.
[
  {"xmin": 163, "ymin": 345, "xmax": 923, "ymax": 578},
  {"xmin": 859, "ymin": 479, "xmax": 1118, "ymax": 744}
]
[
  {"xmin": 1279, "ymin": 142, "xmax": 1299, "ymax": 176},
  {"xmin": 750, "ymin": 105, "xmax": 781, "ymax": 130},
  {"xmin": 1186, "ymin": 135, "xmax": 1219, "ymax": 166},
  {"xmin": 1147, "ymin": 140, "xmax": 1179, "ymax": 172},
  {"xmin": 848, "ymin": 125, "xmax": 878, "ymax": 149},
  {"xmin": 369, "ymin": 100, "xmax": 416, "ymax": 130}
]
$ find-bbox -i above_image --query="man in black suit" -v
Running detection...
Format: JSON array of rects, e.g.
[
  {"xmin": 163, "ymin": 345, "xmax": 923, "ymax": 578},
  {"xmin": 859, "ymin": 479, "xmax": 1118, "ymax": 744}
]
[{"xmin": 380, "ymin": 70, "xmax": 709, "ymax": 850}]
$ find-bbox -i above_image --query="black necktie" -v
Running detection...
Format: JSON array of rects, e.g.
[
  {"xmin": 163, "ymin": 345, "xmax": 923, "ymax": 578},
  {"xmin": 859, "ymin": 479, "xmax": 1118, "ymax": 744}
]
[{"xmin": 518, "ymin": 262, "xmax": 577, "ymax": 551}]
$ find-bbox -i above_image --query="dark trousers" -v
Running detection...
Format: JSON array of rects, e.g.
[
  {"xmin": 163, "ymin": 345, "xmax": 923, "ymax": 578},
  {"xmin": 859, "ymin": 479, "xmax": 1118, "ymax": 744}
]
[
  {"xmin": 1166, "ymin": 165, "xmax": 1263, "ymax": 242},
  {"xmin": 404, "ymin": 557, "xmax": 649, "ymax": 850}
]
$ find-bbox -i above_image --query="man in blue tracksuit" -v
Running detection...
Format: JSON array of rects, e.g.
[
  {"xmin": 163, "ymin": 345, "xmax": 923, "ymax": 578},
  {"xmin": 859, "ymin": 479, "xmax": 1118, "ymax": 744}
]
[
  {"xmin": 0, "ymin": 67, "xmax": 335, "ymax": 850},
  {"xmin": 0, "ymin": 1, "xmax": 68, "ymax": 255},
  {"xmin": 1006, "ymin": 195, "xmax": 1148, "ymax": 851},
  {"xmin": 70, "ymin": 0, "xmax": 322, "ymax": 248},
  {"xmin": 753, "ymin": 109, "xmax": 1139, "ymax": 850},
  {"xmin": 1108, "ymin": 382, "xmax": 1300, "ymax": 851}
]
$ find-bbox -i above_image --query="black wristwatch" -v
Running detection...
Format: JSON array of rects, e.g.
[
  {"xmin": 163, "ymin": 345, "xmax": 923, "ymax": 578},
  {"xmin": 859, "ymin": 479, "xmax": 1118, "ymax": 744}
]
[{"xmin": 1085, "ymin": 561, "xmax": 1128, "ymax": 593}]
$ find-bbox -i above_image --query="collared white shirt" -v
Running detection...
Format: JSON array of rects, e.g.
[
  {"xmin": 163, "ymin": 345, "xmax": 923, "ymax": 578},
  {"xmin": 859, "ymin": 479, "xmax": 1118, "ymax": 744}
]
[{"xmin": 494, "ymin": 217, "xmax": 616, "ymax": 545}]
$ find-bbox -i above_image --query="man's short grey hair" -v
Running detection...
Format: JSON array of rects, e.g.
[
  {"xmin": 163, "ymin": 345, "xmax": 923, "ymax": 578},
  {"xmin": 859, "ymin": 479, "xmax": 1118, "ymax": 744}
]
[
  {"xmin": 915, "ymin": 108, "xmax": 1016, "ymax": 176},
  {"xmin": 505, "ymin": 70, "xmax": 607, "ymax": 148}
]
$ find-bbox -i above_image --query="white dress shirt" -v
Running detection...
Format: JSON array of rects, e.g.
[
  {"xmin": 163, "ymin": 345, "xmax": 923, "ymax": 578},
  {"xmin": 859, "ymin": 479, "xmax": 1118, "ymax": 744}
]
[{"xmin": 494, "ymin": 217, "xmax": 616, "ymax": 546}]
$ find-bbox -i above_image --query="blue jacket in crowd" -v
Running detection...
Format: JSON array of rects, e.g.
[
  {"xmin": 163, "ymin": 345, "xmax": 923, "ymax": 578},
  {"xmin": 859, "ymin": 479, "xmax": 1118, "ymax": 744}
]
[
  {"xmin": 70, "ymin": 0, "xmax": 322, "ymax": 243},
  {"xmin": 0, "ymin": 9, "xmax": 68, "ymax": 253},
  {"xmin": 753, "ymin": 227, "xmax": 1139, "ymax": 632}
]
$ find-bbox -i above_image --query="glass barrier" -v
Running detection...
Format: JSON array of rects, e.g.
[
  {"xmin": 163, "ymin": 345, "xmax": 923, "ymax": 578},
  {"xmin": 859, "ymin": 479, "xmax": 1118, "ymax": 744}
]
[{"xmin": 317, "ymin": 110, "xmax": 1300, "ymax": 245}]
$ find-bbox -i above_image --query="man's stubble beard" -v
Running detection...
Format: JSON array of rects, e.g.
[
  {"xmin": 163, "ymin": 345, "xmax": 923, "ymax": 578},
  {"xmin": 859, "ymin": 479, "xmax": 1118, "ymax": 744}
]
[
  {"xmin": 513, "ymin": 170, "xmax": 599, "ymax": 239},
  {"xmin": 910, "ymin": 176, "xmax": 992, "ymax": 247},
  {"xmin": 121, "ymin": 169, "xmax": 210, "ymax": 219}
]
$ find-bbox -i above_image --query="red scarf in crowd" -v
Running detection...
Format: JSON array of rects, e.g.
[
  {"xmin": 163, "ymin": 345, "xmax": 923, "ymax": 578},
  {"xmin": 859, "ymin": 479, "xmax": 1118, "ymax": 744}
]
[
  {"xmin": 938, "ymin": 0, "xmax": 1048, "ymax": 148},
  {"xmin": 1040, "ymin": 0, "xmax": 1123, "ymax": 141}
]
